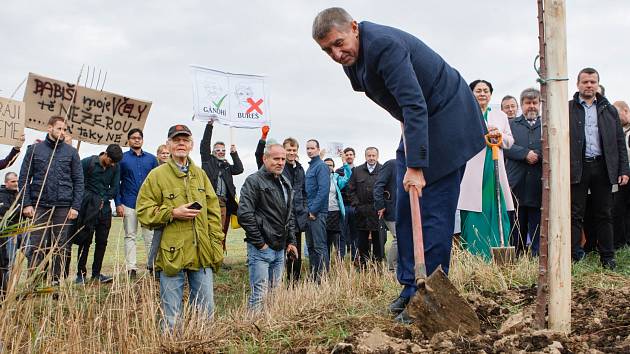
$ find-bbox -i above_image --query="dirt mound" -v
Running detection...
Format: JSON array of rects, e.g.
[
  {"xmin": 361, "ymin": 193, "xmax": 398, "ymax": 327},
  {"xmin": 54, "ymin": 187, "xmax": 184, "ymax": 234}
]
[{"xmin": 330, "ymin": 286, "xmax": 630, "ymax": 353}]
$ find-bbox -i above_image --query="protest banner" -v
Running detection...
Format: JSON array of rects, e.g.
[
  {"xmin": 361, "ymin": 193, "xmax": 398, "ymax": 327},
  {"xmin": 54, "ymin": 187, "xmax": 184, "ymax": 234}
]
[
  {"xmin": 191, "ymin": 65, "xmax": 270, "ymax": 128},
  {"xmin": 23, "ymin": 73, "xmax": 152, "ymax": 146},
  {"xmin": 0, "ymin": 97, "xmax": 25, "ymax": 146}
]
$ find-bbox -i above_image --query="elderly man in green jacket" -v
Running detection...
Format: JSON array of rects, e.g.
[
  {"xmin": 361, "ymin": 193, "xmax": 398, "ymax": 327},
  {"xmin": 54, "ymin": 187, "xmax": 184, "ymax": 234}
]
[{"xmin": 136, "ymin": 124, "xmax": 224, "ymax": 331}]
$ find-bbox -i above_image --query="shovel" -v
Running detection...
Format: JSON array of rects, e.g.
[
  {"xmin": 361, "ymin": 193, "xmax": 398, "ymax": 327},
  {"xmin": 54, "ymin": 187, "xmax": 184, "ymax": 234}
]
[
  {"xmin": 485, "ymin": 134, "xmax": 516, "ymax": 265},
  {"xmin": 405, "ymin": 187, "xmax": 481, "ymax": 338}
]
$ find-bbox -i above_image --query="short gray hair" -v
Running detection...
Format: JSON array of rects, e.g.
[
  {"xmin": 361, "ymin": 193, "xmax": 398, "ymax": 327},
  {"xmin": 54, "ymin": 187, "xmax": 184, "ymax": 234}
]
[
  {"xmin": 312, "ymin": 7, "xmax": 353, "ymax": 40},
  {"xmin": 264, "ymin": 143, "xmax": 285, "ymax": 157},
  {"xmin": 4, "ymin": 172, "xmax": 17, "ymax": 182},
  {"xmin": 520, "ymin": 88, "xmax": 541, "ymax": 104}
]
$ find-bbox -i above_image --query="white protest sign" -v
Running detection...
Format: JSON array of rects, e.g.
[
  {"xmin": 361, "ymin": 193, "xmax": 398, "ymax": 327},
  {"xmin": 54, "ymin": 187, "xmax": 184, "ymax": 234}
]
[
  {"xmin": 191, "ymin": 65, "xmax": 269, "ymax": 128},
  {"xmin": 23, "ymin": 73, "xmax": 152, "ymax": 146},
  {"xmin": 0, "ymin": 97, "xmax": 25, "ymax": 146},
  {"xmin": 327, "ymin": 142, "xmax": 344, "ymax": 158}
]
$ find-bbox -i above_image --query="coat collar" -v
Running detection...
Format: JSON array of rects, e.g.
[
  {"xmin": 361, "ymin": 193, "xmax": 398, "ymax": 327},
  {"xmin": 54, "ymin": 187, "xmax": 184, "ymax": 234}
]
[
  {"xmin": 514, "ymin": 115, "xmax": 541, "ymax": 129},
  {"xmin": 166, "ymin": 157, "xmax": 198, "ymax": 178}
]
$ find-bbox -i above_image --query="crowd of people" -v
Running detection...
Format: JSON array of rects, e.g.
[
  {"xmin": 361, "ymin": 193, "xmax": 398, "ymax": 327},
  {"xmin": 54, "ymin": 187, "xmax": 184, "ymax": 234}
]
[{"xmin": 0, "ymin": 6, "xmax": 629, "ymax": 330}]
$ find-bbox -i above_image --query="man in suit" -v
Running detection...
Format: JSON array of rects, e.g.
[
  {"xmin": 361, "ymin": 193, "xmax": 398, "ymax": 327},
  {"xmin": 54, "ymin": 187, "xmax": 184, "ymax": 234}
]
[
  {"xmin": 505, "ymin": 88, "xmax": 543, "ymax": 256},
  {"xmin": 569, "ymin": 67, "xmax": 629, "ymax": 269},
  {"xmin": 312, "ymin": 7, "xmax": 486, "ymax": 321}
]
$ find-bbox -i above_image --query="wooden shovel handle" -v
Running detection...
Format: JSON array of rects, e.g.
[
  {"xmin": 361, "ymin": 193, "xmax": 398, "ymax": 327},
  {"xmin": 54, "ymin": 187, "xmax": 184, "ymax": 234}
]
[{"xmin": 410, "ymin": 187, "xmax": 427, "ymax": 285}]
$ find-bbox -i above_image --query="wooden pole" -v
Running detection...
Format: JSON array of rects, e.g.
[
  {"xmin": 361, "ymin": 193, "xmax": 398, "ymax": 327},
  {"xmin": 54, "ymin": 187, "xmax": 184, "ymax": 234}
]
[
  {"xmin": 535, "ymin": 0, "xmax": 550, "ymax": 330},
  {"xmin": 543, "ymin": 0, "xmax": 571, "ymax": 333}
]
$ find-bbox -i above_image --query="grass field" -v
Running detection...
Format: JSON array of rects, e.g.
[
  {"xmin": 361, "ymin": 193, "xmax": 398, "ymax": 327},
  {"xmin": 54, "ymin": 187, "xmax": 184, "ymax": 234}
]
[{"xmin": 1, "ymin": 218, "xmax": 629, "ymax": 352}]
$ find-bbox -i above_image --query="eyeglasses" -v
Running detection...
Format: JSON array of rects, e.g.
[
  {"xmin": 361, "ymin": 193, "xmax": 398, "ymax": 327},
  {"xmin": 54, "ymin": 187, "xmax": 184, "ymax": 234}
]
[{"xmin": 214, "ymin": 149, "xmax": 226, "ymax": 152}]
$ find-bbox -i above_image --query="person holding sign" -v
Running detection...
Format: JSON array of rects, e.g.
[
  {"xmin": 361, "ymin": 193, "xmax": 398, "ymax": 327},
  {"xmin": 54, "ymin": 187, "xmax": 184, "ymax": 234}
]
[
  {"xmin": 19, "ymin": 116, "xmax": 84, "ymax": 285},
  {"xmin": 312, "ymin": 8, "xmax": 486, "ymax": 321},
  {"xmin": 200, "ymin": 121, "xmax": 244, "ymax": 251}
]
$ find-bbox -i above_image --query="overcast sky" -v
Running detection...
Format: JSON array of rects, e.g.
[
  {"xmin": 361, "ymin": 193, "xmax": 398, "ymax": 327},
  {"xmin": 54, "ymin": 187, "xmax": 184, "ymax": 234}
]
[{"xmin": 1, "ymin": 1, "xmax": 629, "ymax": 189}]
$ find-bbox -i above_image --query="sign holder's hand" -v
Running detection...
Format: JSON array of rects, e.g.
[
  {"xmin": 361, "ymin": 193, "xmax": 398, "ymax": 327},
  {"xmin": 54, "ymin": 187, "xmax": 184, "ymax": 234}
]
[{"xmin": 261, "ymin": 125, "xmax": 270, "ymax": 140}]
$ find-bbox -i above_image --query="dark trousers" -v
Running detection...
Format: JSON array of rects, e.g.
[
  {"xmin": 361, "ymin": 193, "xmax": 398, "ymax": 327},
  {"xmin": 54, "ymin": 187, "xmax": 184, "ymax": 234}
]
[
  {"xmin": 571, "ymin": 159, "xmax": 615, "ymax": 262},
  {"xmin": 305, "ymin": 212, "xmax": 328, "ymax": 282},
  {"xmin": 24, "ymin": 206, "xmax": 71, "ymax": 282},
  {"xmin": 77, "ymin": 212, "xmax": 112, "ymax": 277},
  {"xmin": 512, "ymin": 205, "xmax": 541, "ymax": 256},
  {"xmin": 396, "ymin": 144, "xmax": 464, "ymax": 299},
  {"xmin": 357, "ymin": 229, "xmax": 385, "ymax": 267},
  {"xmin": 613, "ymin": 185, "xmax": 630, "ymax": 248},
  {"xmin": 286, "ymin": 231, "xmax": 302, "ymax": 283},
  {"xmin": 339, "ymin": 205, "xmax": 358, "ymax": 260},
  {"xmin": 326, "ymin": 210, "xmax": 342, "ymax": 259}
]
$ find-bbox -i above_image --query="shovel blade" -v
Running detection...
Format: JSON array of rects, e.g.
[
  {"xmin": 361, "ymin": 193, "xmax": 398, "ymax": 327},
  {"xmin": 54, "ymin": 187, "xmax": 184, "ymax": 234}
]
[
  {"xmin": 491, "ymin": 246, "xmax": 516, "ymax": 265},
  {"xmin": 406, "ymin": 266, "xmax": 481, "ymax": 338}
]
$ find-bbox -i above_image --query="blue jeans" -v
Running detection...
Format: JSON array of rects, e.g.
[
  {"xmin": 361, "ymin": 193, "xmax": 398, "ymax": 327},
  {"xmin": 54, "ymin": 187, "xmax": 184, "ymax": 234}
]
[
  {"xmin": 396, "ymin": 144, "xmax": 464, "ymax": 299},
  {"xmin": 305, "ymin": 212, "xmax": 328, "ymax": 282},
  {"xmin": 247, "ymin": 243, "xmax": 285, "ymax": 311},
  {"xmin": 159, "ymin": 267, "xmax": 214, "ymax": 331}
]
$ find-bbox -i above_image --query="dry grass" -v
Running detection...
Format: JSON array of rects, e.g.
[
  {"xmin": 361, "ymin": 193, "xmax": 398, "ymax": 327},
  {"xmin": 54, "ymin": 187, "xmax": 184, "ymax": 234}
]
[{"xmin": 1, "ymin": 228, "xmax": 629, "ymax": 353}]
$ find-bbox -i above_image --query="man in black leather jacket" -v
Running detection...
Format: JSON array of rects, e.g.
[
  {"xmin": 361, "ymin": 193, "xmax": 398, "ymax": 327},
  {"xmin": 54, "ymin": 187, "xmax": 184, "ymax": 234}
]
[{"xmin": 238, "ymin": 143, "xmax": 298, "ymax": 311}]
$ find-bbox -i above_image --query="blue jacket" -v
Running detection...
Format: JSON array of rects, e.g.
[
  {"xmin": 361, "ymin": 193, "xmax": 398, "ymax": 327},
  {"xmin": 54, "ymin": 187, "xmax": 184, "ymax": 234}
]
[
  {"xmin": 305, "ymin": 156, "xmax": 330, "ymax": 215},
  {"xmin": 343, "ymin": 21, "xmax": 486, "ymax": 184},
  {"xmin": 331, "ymin": 163, "xmax": 352, "ymax": 217},
  {"xmin": 115, "ymin": 149, "xmax": 158, "ymax": 209},
  {"xmin": 373, "ymin": 159, "xmax": 397, "ymax": 222},
  {"xmin": 18, "ymin": 135, "xmax": 84, "ymax": 210}
]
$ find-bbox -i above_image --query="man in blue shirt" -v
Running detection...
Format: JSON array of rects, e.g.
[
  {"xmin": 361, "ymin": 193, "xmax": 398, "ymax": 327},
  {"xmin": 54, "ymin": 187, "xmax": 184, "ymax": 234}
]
[
  {"xmin": 304, "ymin": 139, "xmax": 331, "ymax": 282},
  {"xmin": 115, "ymin": 128, "xmax": 158, "ymax": 278},
  {"xmin": 568, "ymin": 67, "xmax": 629, "ymax": 269}
]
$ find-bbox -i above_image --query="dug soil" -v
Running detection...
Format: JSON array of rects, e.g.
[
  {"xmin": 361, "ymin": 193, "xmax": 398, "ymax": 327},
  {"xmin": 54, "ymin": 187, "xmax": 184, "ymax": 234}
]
[{"xmin": 325, "ymin": 286, "xmax": 630, "ymax": 353}]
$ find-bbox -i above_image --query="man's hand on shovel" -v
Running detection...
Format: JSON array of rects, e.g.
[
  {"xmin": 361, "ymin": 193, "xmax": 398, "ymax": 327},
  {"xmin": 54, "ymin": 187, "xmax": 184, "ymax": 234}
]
[{"xmin": 403, "ymin": 167, "xmax": 426, "ymax": 196}]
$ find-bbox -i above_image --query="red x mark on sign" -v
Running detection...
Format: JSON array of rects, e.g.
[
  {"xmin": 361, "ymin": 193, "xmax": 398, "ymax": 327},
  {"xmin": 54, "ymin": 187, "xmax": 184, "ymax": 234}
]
[{"xmin": 246, "ymin": 98, "xmax": 264, "ymax": 114}]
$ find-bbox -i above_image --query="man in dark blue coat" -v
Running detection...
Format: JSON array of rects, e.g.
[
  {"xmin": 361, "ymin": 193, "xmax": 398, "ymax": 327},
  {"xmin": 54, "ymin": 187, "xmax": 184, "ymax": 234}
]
[
  {"xmin": 19, "ymin": 116, "xmax": 84, "ymax": 285},
  {"xmin": 313, "ymin": 7, "xmax": 486, "ymax": 319},
  {"xmin": 505, "ymin": 88, "xmax": 543, "ymax": 256}
]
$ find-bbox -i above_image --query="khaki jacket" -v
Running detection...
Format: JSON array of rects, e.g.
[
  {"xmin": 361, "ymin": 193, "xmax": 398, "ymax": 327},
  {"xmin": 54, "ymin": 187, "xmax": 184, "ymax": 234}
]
[{"xmin": 136, "ymin": 158, "xmax": 224, "ymax": 275}]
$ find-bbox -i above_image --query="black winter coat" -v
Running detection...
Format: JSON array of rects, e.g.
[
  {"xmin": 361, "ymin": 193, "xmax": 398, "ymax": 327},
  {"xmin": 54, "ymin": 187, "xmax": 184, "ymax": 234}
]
[
  {"xmin": 200, "ymin": 123, "xmax": 244, "ymax": 214},
  {"xmin": 18, "ymin": 135, "xmax": 84, "ymax": 210},
  {"xmin": 238, "ymin": 167, "xmax": 296, "ymax": 251},
  {"xmin": 373, "ymin": 159, "xmax": 397, "ymax": 222},
  {"xmin": 348, "ymin": 162, "xmax": 382, "ymax": 231},
  {"xmin": 336, "ymin": 165, "xmax": 354, "ymax": 207},
  {"xmin": 504, "ymin": 116, "xmax": 542, "ymax": 208},
  {"xmin": 255, "ymin": 139, "xmax": 308, "ymax": 232},
  {"xmin": 0, "ymin": 186, "xmax": 18, "ymax": 222},
  {"xmin": 569, "ymin": 92, "xmax": 630, "ymax": 184}
]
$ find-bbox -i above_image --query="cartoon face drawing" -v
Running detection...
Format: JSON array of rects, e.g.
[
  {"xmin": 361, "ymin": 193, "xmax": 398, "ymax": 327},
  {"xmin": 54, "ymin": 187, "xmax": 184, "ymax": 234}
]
[
  {"xmin": 234, "ymin": 83, "xmax": 254, "ymax": 107},
  {"xmin": 203, "ymin": 81, "xmax": 223, "ymax": 103}
]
